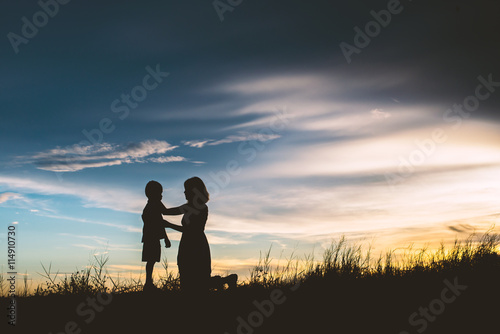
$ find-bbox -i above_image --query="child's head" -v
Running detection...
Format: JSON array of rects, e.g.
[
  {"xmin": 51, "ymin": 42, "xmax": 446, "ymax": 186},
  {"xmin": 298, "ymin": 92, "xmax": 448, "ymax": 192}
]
[
  {"xmin": 183, "ymin": 176, "xmax": 209, "ymax": 205},
  {"xmin": 145, "ymin": 180, "xmax": 163, "ymax": 200}
]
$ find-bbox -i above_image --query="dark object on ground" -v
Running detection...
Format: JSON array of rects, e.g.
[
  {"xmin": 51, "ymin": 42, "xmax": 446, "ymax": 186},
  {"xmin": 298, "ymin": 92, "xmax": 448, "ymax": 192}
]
[{"xmin": 210, "ymin": 274, "xmax": 238, "ymax": 291}]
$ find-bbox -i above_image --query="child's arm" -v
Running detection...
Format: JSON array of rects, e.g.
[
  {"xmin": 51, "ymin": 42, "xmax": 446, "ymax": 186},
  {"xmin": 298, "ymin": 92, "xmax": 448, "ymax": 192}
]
[{"xmin": 161, "ymin": 203, "xmax": 189, "ymax": 216}]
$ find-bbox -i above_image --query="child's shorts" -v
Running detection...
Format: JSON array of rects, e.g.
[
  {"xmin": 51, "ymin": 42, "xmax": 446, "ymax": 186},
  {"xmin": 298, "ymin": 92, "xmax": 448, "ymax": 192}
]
[{"xmin": 142, "ymin": 240, "xmax": 161, "ymax": 262}]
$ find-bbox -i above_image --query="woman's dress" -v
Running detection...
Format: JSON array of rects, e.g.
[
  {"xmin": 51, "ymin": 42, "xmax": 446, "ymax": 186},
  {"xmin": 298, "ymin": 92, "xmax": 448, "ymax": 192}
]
[{"xmin": 177, "ymin": 204, "xmax": 211, "ymax": 291}]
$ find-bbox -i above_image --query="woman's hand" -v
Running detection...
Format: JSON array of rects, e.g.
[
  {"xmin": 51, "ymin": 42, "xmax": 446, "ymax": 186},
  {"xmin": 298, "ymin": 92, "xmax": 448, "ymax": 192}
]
[{"xmin": 161, "ymin": 205, "xmax": 183, "ymax": 215}]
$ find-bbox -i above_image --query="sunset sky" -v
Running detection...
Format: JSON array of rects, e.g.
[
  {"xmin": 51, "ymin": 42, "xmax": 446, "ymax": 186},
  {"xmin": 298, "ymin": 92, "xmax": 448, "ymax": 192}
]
[{"xmin": 1, "ymin": 0, "xmax": 499, "ymax": 284}]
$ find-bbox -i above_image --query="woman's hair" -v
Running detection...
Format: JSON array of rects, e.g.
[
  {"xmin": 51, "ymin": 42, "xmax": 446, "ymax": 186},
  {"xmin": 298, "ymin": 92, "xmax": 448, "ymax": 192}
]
[
  {"xmin": 184, "ymin": 177, "xmax": 209, "ymax": 204},
  {"xmin": 145, "ymin": 180, "xmax": 162, "ymax": 199}
]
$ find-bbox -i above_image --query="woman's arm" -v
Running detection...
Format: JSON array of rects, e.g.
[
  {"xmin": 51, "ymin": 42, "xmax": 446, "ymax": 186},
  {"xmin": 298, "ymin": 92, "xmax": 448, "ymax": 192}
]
[{"xmin": 164, "ymin": 220, "xmax": 183, "ymax": 232}]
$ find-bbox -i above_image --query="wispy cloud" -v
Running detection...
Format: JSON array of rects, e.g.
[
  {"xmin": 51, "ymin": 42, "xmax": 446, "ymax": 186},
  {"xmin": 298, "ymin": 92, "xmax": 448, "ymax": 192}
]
[
  {"xmin": 206, "ymin": 232, "xmax": 249, "ymax": 245},
  {"xmin": 107, "ymin": 264, "xmax": 144, "ymax": 272},
  {"xmin": 61, "ymin": 233, "xmax": 144, "ymax": 254},
  {"xmin": 199, "ymin": 118, "xmax": 500, "ymax": 243},
  {"xmin": 183, "ymin": 140, "xmax": 212, "ymax": 148},
  {"xmin": 0, "ymin": 192, "xmax": 21, "ymax": 204},
  {"xmin": 370, "ymin": 108, "xmax": 391, "ymax": 119},
  {"xmin": 211, "ymin": 74, "xmax": 329, "ymax": 95},
  {"xmin": 183, "ymin": 132, "xmax": 280, "ymax": 148},
  {"xmin": 0, "ymin": 175, "xmax": 144, "ymax": 213},
  {"xmin": 21, "ymin": 140, "xmax": 184, "ymax": 172},
  {"xmin": 149, "ymin": 156, "xmax": 186, "ymax": 163}
]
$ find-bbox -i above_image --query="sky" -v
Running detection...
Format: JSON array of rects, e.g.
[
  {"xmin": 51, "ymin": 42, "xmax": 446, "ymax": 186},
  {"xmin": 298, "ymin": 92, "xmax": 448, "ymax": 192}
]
[{"xmin": 1, "ymin": 0, "xmax": 500, "ymax": 285}]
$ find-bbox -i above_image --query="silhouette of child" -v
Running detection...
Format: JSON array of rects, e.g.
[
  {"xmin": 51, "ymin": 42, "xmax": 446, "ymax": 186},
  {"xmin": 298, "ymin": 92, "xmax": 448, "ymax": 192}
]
[{"xmin": 141, "ymin": 180, "xmax": 171, "ymax": 290}]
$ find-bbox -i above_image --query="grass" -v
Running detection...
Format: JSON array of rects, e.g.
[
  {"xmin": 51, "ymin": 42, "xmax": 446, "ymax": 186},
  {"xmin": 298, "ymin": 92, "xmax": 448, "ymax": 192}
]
[
  {"xmin": 248, "ymin": 231, "xmax": 499, "ymax": 288},
  {"xmin": 1, "ymin": 231, "xmax": 499, "ymax": 297},
  {"xmin": 0, "ymin": 271, "xmax": 4, "ymax": 297},
  {"xmin": 1, "ymin": 231, "xmax": 499, "ymax": 333},
  {"xmin": 29, "ymin": 254, "xmax": 147, "ymax": 296}
]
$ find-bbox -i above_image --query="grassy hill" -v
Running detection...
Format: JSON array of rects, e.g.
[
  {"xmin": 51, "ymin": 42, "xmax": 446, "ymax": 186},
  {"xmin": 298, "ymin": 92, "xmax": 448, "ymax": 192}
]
[{"xmin": 2, "ymin": 232, "xmax": 499, "ymax": 333}]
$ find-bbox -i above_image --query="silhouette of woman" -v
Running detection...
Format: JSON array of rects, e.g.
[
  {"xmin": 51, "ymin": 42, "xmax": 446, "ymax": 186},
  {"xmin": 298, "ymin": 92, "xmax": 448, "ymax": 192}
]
[{"xmin": 163, "ymin": 177, "xmax": 211, "ymax": 294}]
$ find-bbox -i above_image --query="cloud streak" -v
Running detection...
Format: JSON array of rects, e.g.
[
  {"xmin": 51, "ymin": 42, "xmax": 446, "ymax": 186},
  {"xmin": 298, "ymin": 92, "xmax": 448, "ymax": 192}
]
[
  {"xmin": 370, "ymin": 109, "xmax": 391, "ymax": 119},
  {"xmin": 21, "ymin": 140, "xmax": 185, "ymax": 172},
  {"xmin": 183, "ymin": 132, "xmax": 281, "ymax": 148}
]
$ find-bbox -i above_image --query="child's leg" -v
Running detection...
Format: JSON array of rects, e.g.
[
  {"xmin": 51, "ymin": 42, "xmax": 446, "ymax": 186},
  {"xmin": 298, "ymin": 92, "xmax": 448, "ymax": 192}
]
[
  {"xmin": 145, "ymin": 261, "xmax": 154, "ymax": 285},
  {"xmin": 164, "ymin": 235, "xmax": 171, "ymax": 248}
]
